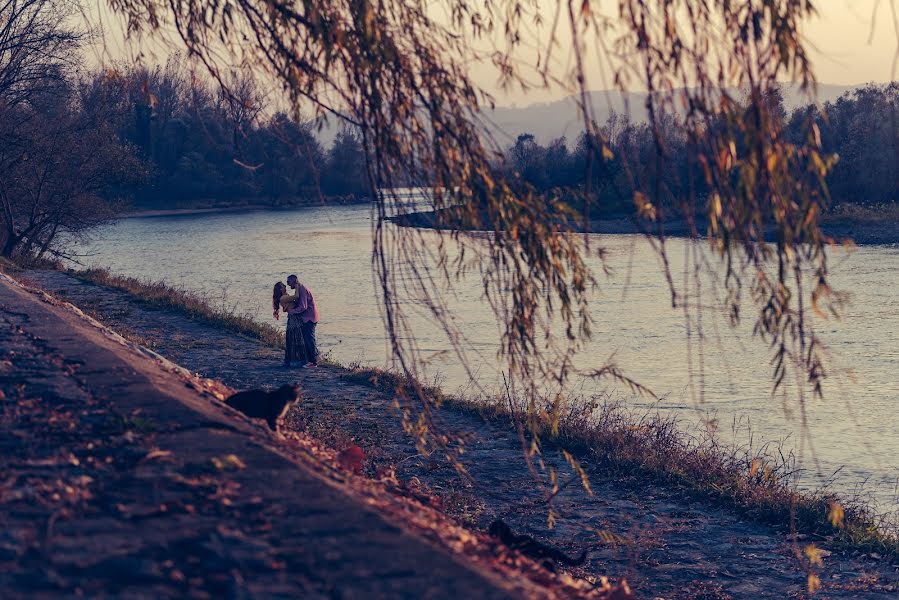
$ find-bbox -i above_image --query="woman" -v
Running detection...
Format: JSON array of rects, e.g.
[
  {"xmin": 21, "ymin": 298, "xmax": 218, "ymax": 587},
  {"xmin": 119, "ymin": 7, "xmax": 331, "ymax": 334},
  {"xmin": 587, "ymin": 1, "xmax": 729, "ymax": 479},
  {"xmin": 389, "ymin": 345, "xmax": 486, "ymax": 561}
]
[{"xmin": 272, "ymin": 281, "xmax": 307, "ymax": 367}]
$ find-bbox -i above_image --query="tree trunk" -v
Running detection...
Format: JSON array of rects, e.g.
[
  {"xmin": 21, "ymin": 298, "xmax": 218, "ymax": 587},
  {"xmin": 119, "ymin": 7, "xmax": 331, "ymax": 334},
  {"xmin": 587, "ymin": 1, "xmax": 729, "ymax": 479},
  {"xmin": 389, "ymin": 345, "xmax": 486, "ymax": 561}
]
[
  {"xmin": 1, "ymin": 234, "xmax": 21, "ymax": 258},
  {"xmin": 36, "ymin": 224, "xmax": 59, "ymax": 260}
]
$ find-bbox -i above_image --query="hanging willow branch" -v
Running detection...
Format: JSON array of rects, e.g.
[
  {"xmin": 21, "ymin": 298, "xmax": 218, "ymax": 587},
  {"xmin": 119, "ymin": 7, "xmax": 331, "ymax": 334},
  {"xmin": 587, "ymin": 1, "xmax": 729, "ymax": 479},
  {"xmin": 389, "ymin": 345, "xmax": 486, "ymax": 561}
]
[{"xmin": 105, "ymin": 0, "xmax": 844, "ymax": 465}]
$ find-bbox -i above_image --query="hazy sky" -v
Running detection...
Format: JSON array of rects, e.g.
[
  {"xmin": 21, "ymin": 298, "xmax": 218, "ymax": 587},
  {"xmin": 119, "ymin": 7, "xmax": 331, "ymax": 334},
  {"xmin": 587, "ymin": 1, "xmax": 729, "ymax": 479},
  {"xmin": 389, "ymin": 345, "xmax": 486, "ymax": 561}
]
[
  {"xmin": 803, "ymin": 0, "xmax": 897, "ymax": 85},
  {"xmin": 466, "ymin": 0, "xmax": 899, "ymax": 105},
  {"xmin": 89, "ymin": 0, "xmax": 898, "ymax": 107}
]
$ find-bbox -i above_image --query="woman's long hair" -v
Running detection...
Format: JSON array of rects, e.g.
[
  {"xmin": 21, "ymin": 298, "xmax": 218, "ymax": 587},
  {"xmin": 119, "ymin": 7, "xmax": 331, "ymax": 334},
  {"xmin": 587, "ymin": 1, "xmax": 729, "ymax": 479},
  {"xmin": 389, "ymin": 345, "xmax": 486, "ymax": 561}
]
[{"xmin": 272, "ymin": 281, "xmax": 286, "ymax": 314}]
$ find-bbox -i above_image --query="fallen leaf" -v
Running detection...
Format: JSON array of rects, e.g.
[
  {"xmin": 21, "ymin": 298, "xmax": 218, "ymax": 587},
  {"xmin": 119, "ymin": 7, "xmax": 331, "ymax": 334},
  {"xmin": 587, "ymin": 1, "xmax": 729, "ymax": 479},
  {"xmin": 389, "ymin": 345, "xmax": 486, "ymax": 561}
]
[
  {"xmin": 337, "ymin": 445, "xmax": 366, "ymax": 474},
  {"xmin": 142, "ymin": 448, "xmax": 173, "ymax": 462}
]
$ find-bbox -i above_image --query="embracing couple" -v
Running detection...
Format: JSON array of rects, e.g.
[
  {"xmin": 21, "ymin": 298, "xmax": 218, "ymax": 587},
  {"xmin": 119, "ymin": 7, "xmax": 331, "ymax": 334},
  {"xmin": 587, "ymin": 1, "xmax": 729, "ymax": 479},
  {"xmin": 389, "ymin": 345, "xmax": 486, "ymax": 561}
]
[{"xmin": 272, "ymin": 274, "xmax": 320, "ymax": 368}]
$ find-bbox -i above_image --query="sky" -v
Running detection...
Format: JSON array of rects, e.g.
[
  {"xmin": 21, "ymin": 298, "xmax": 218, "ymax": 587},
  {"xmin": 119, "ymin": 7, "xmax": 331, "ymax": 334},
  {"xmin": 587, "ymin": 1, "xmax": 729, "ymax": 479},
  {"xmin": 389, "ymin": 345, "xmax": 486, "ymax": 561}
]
[
  {"xmin": 464, "ymin": 0, "xmax": 899, "ymax": 105},
  {"xmin": 800, "ymin": 0, "xmax": 897, "ymax": 86},
  {"xmin": 87, "ymin": 0, "xmax": 898, "ymax": 108}
]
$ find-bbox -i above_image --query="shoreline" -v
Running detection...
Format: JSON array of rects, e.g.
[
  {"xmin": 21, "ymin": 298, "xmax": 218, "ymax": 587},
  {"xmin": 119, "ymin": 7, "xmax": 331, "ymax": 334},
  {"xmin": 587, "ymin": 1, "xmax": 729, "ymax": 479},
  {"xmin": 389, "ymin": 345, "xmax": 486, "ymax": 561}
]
[
  {"xmin": 125, "ymin": 205, "xmax": 274, "ymax": 218},
  {"xmin": 124, "ymin": 201, "xmax": 899, "ymax": 246},
  {"xmin": 392, "ymin": 208, "xmax": 899, "ymax": 246},
  {"xmin": 125, "ymin": 197, "xmax": 370, "ymax": 219}
]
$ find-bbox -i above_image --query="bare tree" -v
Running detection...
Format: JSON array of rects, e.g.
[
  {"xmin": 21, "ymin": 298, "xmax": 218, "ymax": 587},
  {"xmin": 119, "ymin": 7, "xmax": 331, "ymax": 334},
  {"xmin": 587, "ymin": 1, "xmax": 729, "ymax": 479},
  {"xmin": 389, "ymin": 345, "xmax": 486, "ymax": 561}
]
[
  {"xmin": 216, "ymin": 72, "xmax": 266, "ymax": 163},
  {"xmin": 0, "ymin": 77, "xmax": 145, "ymax": 258},
  {"xmin": 0, "ymin": 0, "xmax": 84, "ymax": 108},
  {"xmin": 0, "ymin": 0, "xmax": 105, "ymax": 258}
]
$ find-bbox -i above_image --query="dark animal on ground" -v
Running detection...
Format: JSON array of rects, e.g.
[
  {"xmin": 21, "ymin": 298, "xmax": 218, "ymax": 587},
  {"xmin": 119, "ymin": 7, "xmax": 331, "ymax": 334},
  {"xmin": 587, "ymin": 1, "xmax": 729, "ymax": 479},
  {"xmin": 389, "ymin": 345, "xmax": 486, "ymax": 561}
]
[
  {"xmin": 488, "ymin": 519, "xmax": 587, "ymax": 569},
  {"xmin": 224, "ymin": 384, "xmax": 300, "ymax": 431}
]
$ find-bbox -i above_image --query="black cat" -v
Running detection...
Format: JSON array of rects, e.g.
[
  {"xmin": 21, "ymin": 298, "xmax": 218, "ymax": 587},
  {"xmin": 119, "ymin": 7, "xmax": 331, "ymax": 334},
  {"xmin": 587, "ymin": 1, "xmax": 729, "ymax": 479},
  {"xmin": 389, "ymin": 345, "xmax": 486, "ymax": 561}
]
[
  {"xmin": 224, "ymin": 384, "xmax": 300, "ymax": 431},
  {"xmin": 488, "ymin": 519, "xmax": 587, "ymax": 568}
]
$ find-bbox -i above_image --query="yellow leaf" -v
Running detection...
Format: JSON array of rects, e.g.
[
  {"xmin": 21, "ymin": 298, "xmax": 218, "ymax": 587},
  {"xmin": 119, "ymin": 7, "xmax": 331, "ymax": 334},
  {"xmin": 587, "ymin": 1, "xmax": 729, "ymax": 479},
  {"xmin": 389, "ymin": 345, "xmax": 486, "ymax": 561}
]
[
  {"xmin": 803, "ymin": 204, "xmax": 818, "ymax": 227},
  {"xmin": 710, "ymin": 193, "xmax": 722, "ymax": 218},
  {"xmin": 143, "ymin": 449, "xmax": 173, "ymax": 461},
  {"xmin": 226, "ymin": 454, "xmax": 246, "ymax": 469},
  {"xmin": 812, "ymin": 122, "xmax": 822, "ymax": 148},
  {"xmin": 804, "ymin": 543, "xmax": 824, "ymax": 567},
  {"xmin": 811, "ymin": 152, "xmax": 827, "ymax": 175},
  {"xmin": 807, "ymin": 573, "xmax": 822, "ymax": 594},
  {"xmin": 827, "ymin": 502, "xmax": 845, "ymax": 528},
  {"xmin": 634, "ymin": 191, "xmax": 657, "ymax": 220}
]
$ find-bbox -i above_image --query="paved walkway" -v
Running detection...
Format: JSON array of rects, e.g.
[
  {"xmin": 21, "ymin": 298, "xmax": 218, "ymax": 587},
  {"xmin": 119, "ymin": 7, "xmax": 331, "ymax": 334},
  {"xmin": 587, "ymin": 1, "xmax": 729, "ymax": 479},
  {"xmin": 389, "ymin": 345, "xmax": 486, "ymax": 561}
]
[
  {"xmin": 0, "ymin": 272, "xmax": 595, "ymax": 599},
  {"xmin": 14, "ymin": 269, "xmax": 899, "ymax": 599}
]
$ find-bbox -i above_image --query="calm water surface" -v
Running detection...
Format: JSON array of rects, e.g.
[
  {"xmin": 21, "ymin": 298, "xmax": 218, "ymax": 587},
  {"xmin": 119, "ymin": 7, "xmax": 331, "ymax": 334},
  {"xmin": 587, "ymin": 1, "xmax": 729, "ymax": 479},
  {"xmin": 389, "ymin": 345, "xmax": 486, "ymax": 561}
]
[{"xmin": 75, "ymin": 204, "xmax": 899, "ymax": 511}]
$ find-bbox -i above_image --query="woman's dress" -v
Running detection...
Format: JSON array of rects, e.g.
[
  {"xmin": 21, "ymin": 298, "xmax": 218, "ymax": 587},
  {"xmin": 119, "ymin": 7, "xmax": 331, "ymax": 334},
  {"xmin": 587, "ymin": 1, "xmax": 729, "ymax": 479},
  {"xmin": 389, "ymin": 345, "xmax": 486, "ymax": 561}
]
[{"xmin": 285, "ymin": 312, "xmax": 307, "ymax": 365}]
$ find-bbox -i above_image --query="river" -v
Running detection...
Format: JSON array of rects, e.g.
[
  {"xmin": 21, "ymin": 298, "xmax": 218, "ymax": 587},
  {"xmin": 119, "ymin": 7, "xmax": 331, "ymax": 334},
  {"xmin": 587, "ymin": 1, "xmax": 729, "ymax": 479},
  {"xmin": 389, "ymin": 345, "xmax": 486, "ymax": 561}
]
[{"xmin": 73, "ymin": 202, "xmax": 899, "ymax": 513}]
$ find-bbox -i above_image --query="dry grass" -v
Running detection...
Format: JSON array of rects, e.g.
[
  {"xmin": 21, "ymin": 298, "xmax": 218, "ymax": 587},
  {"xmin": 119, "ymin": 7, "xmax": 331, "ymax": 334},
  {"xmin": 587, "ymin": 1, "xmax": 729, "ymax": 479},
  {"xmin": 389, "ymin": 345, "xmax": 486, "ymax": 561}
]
[
  {"xmin": 69, "ymin": 267, "xmax": 285, "ymax": 349},
  {"xmin": 342, "ymin": 364, "xmax": 899, "ymax": 559},
  {"xmin": 0, "ymin": 256, "xmax": 23, "ymax": 273}
]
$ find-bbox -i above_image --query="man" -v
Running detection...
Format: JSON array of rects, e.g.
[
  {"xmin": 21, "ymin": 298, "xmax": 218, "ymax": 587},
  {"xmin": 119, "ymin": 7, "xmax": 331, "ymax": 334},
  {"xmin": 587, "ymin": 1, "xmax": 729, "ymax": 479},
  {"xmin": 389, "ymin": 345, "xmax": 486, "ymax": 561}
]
[{"xmin": 286, "ymin": 274, "xmax": 320, "ymax": 367}]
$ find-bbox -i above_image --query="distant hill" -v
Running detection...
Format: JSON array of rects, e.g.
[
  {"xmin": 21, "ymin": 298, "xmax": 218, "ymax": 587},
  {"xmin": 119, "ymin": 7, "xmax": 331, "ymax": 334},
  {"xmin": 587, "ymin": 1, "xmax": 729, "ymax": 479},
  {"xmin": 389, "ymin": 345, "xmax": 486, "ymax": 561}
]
[
  {"xmin": 480, "ymin": 83, "xmax": 862, "ymax": 146},
  {"xmin": 316, "ymin": 83, "xmax": 868, "ymax": 148}
]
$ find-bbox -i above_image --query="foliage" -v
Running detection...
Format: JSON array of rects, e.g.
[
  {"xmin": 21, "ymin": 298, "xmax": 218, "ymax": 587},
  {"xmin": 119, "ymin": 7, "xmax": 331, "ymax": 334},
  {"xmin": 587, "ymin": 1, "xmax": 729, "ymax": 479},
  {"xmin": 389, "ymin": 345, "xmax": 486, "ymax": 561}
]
[
  {"xmin": 0, "ymin": 80, "xmax": 146, "ymax": 258},
  {"xmin": 0, "ymin": 0, "xmax": 144, "ymax": 259},
  {"xmin": 497, "ymin": 84, "xmax": 898, "ymax": 214},
  {"xmin": 80, "ymin": 58, "xmax": 370, "ymax": 208},
  {"xmin": 802, "ymin": 83, "xmax": 899, "ymax": 206},
  {"xmin": 0, "ymin": 0, "xmax": 82, "ymax": 108}
]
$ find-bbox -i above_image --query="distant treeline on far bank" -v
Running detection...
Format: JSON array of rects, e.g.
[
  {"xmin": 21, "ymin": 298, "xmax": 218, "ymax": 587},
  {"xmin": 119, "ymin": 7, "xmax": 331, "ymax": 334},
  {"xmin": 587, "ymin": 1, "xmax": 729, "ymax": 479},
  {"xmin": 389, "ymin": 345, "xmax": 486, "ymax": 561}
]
[
  {"xmin": 64, "ymin": 60, "xmax": 899, "ymax": 215},
  {"xmin": 89, "ymin": 59, "xmax": 899, "ymax": 215},
  {"xmin": 496, "ymin": 83, "xmax": 899, "ymax": 216},
  {"xmin": 90, "ymin": 59, "xmax": 370, "ymax": 209}
]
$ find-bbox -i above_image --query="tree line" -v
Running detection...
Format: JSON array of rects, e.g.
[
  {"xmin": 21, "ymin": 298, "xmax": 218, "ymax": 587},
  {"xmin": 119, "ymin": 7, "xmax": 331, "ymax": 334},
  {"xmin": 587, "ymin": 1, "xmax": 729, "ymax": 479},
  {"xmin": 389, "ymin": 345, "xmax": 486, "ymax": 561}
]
[
  {"xmin": 83, "ymin": 58, "xmax": 370, "ymax": 209},
  {"xmin": 499, "ymin": 84, "xmax": 899, "ymax": 218}
]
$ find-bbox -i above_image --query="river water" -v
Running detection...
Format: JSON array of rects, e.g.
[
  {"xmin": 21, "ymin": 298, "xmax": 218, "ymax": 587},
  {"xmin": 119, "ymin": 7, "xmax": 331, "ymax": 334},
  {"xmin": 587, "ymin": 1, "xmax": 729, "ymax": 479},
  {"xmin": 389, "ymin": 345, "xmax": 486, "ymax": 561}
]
[{"xmin": 73, "ymin": 203, "xmax": 899, "ymax": 512}]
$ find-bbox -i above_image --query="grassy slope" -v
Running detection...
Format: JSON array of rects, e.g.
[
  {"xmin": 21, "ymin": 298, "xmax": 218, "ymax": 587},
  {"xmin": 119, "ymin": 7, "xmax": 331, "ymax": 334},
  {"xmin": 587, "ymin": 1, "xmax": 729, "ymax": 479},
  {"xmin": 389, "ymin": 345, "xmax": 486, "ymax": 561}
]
[
  {"xmin": 71, "ymin": 267, "xmax": 286, "ymax": 349},
  {"xmin": 4, "ymin": 257, "xmax": 896, "ymax": 558}
]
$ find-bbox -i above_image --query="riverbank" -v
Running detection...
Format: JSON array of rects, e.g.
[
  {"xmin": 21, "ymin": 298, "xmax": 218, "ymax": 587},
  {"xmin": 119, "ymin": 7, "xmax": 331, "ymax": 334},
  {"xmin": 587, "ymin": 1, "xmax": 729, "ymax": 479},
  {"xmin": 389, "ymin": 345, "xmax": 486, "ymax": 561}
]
[
  {"xmin": 126, "ymin": 205, "xmax": 274, "ymax": 218},
  {"xmin": 126, "ymin": 196, "xmax": 370, "ymax": 219},
  {"xmin": 6, "ymin": 261, "xmax": 899, "ymax": 598},
  {"xmin": 392, "ymin": 203, "xmax": 899, "ymax": 246},
  {"xmin": 0, "ymin": 268, "xmax": 621, "ymax": 599}
]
